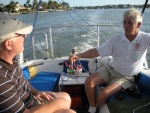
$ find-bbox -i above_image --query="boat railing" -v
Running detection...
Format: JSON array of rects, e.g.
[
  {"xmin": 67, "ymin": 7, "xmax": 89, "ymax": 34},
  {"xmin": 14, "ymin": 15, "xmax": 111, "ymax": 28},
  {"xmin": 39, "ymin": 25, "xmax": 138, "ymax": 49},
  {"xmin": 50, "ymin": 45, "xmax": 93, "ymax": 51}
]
[
  {"xmin": 29, "ymin": 24, "xmax": 121, "ymax": 58},
  {"xmin": 32, "ymin": 32, "xmax": 50, "ymax": 59}
]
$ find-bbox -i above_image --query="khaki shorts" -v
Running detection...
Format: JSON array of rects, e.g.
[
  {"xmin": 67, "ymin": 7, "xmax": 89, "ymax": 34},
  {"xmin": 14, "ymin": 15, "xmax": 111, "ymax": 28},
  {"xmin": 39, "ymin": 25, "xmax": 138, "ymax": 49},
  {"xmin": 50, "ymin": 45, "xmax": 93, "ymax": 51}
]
[{"xmin": 97, "ymin": 64, "xmax": 135, "ymax": 89}]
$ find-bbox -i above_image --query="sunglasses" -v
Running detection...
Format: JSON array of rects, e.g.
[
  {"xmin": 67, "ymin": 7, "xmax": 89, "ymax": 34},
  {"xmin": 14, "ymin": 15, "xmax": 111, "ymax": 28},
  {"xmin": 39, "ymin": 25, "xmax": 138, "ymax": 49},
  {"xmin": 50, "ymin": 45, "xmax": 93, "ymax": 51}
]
[
  {"xmin": 123, "ymin": 20, "xmax": 134, "ymax": 25},
  {"xmin": 15, "ymin": 33, "xmax": 27, "ymax": 38}
]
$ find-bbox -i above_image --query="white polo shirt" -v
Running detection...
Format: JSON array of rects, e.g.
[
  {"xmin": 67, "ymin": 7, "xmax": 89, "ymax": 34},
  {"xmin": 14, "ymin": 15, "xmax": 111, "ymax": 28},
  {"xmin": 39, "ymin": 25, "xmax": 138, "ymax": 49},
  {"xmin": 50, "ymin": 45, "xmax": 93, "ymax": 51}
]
[{"xmin": 96, "ymin": 31, "xmax": 150, "ymax": 76}]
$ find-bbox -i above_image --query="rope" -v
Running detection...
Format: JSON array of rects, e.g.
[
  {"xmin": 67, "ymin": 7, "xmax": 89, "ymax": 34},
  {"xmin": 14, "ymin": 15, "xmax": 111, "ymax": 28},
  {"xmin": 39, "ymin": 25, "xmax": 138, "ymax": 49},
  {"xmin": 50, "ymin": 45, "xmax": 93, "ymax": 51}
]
[
  {"xmin": 25, "ymin": 0, "xmax": 42, "ymax": 58},
  {"xmin": 69, "ymin": 6, "xmax": 106, "ymax": 41},
  {"xmin": 133, "ymin": 102, "xmax": 150, "ymax": 113},
  {"xmin": 57, "ymin": 0, "xmax": 97, "ymax": 40},
  {"xmin": 59, "ymin": 0, "xmax": 118, "ymax": 41},
  {"xmin": 30, "ymin": 0, "xmax": 42, "ymax": 39}
]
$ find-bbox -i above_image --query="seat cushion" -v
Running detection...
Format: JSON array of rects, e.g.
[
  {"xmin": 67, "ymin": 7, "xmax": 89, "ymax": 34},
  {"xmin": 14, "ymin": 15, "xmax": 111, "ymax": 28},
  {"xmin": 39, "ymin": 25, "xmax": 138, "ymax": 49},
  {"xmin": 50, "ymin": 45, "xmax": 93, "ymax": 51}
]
[
  {"xmin": 136, "ymin": 72, "xmax": 150, "ymax": 95},
  {"xmin": 22, "ymin": 66, "xmax": 37, "ymax": 80},
  {"xmin": 22, "ymin": 67, "xmax": 30, "ymax": 80},
  {"xmin": 30, "ymin": 80, "xmax": 56, "ymax": 91},
  {"xmin": 29, "ymin": 72, "xmax": 60, "ymax": 91}
]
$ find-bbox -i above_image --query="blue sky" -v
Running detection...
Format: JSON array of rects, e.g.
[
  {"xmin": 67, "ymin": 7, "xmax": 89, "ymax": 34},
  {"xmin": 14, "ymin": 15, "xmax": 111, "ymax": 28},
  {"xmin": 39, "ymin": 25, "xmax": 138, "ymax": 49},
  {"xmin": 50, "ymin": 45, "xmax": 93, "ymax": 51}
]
[{"xmin": 1, "ymin": 0, "xmax": 150, "ymax": 7}]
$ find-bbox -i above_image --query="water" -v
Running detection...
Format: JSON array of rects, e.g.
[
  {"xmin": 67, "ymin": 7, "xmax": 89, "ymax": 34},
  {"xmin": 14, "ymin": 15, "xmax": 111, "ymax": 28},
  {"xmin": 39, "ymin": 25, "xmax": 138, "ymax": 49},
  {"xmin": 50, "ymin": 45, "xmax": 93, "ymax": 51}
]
[{"xmin": 15, "ymin": 8, "xmax": 150, "ymax": 66}]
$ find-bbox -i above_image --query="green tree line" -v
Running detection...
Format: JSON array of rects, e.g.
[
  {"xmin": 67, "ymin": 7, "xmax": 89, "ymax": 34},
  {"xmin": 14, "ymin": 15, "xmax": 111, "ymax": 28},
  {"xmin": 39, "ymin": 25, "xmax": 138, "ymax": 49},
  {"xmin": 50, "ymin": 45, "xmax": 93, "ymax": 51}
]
[{"xmin": 0, "ymin": 0, "xmax": 70, "ymax": 13}]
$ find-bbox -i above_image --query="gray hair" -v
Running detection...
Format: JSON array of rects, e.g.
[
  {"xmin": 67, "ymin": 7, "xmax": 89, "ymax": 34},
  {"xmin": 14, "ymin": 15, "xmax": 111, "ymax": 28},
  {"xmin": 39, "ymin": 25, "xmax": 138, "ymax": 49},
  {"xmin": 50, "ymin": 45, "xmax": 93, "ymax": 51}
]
[{"xmin": 123, "ymin": 8, "xmax": 143, "ymax": 23}]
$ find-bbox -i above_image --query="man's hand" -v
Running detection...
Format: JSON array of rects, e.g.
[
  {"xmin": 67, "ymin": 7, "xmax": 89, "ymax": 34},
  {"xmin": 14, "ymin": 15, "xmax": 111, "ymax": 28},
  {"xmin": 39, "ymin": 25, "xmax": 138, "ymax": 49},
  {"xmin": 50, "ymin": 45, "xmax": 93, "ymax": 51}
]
[
  {"xmin": 34, "ymin": 91, "xmax": 56, "ymax": 103},
  {"xmin": 69, "ymin": 54, "xmax": 79, "ymax": 65}
]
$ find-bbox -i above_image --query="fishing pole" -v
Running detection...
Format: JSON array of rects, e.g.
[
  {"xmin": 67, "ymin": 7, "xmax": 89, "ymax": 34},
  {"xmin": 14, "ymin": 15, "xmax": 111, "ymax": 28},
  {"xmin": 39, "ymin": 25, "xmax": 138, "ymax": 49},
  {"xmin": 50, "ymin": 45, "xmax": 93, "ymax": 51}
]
[
  {"xmin": 25, "ymin": 0, "xmax": 42, "ymax": 58},
  {"xmin": 30, "ymin": 0, "xmax": 42, "ymax": 38},
  {"xmin": 141, "ymin": 0, "xmax": 149, "ymax": 14}
]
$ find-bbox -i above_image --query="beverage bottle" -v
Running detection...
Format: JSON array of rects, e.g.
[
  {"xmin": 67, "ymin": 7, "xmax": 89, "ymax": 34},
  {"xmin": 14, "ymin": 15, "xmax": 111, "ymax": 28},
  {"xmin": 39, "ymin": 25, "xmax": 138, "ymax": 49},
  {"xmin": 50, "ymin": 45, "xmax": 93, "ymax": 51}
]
[
  {"xmin": 76, "ymin": 65, "xmax": 82, "ymax": 75},
  {"xmin": 67, "ymin": 65, "xmax": 74, "ymax": 75}
]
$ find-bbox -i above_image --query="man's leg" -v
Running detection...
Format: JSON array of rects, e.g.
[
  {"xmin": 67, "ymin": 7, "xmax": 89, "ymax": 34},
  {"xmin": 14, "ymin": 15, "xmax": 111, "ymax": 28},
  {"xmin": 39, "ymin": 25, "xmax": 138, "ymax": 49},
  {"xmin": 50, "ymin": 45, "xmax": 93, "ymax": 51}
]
[
  {"xmin": 85, "ymin": 72, "xmax": 106, "ymax": 113},
  {"xmin": 96, "ymin": 82, "xmax": 123, "ymax": 106},
  {"xmin": 29, "ymin": 92, "xmax": 76, "ymax": 113},
  {"xmin": 54, "ymin": 108, "xmax": 76, "ymax": 113}
]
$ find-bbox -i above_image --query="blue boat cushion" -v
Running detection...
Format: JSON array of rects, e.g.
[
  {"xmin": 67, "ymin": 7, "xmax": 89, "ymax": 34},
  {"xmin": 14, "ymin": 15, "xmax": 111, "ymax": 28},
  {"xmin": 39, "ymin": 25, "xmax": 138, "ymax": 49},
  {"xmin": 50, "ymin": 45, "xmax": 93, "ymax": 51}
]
[
  {"xmin": 136, "ymin": 72, "xmax": 150, "ymax": 95},
  {"xmin": 29, "ymin": 72, "xmax": 60, "ymax": 91},
  {"xmin": 63, "ymin": 60, "xmax": 89, "ymax": 73},
  {"xmin": 105, "ymin": 71, "xmax": 150, "ymax": 105},
  {"xmin": 22, "ymin": 66, "xmax": 37, "ymax": 80},
  {"xmin": 22, "ymin": 67, "xmax": 30, "ymax": 80},
  {"xmin": 98, "ymin": 73, "xmax": 150, "ymax": 104}
]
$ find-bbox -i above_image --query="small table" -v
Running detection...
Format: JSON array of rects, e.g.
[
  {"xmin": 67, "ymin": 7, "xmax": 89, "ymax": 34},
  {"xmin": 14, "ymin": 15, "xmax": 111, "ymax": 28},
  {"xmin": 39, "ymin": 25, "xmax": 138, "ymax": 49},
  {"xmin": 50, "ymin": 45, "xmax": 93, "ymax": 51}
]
[{"xmin": 58, "ymin": 73, "xmax": 89, "ymax": 91}]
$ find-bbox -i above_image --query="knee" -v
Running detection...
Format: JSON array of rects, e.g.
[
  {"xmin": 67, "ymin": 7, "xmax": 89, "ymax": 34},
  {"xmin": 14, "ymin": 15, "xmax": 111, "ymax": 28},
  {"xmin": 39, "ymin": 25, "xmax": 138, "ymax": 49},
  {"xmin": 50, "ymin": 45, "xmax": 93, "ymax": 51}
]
[
  {"xmin": 85, "ymin": 76, "xmax": 94, "ymax": 88},
  {"xmin": 59, "ymin": 109, "xmax": 76, "ymax": 113},
  {"xmin": 96, "ymin": 91, "xmax": 109, "ymax": 106},
  {"xmin": 61, "ymin": 92, "xmax": 71, "ymax": 104}
]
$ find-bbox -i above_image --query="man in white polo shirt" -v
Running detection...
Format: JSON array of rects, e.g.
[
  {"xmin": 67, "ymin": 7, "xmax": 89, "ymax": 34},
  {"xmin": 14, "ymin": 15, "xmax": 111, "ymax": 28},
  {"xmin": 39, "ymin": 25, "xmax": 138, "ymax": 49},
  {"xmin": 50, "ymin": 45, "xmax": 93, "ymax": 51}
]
[{"xmin": 69, "ymin": 8, "xmax": 150, "ymax": 113}]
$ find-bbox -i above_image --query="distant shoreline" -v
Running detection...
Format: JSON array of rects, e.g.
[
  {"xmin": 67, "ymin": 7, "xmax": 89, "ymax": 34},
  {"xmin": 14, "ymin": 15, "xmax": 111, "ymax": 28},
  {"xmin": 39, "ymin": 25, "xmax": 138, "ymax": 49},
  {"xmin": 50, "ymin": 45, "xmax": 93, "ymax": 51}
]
[
  {"xmin": 11, "ymin": 11, "xmax": 47, "ymax": 14},
  {"xmin": 11, "ymin": 10, "xmax": 67, "ymax": 15}
]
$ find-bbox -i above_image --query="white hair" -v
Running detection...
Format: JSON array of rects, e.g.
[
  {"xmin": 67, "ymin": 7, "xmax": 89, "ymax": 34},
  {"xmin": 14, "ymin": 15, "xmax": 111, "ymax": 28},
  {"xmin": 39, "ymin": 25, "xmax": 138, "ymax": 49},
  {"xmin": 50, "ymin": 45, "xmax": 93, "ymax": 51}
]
[{"xmin": 123, "ymin": 8, "xmax": 143, "ymax": 23}]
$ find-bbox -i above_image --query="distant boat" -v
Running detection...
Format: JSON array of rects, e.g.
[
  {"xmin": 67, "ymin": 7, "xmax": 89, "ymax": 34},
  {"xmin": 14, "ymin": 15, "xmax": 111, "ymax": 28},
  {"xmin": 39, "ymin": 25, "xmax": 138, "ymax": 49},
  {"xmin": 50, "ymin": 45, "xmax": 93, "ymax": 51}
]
[{"xmin": 45, "ymin": 9, "xmax": 54, "ymax": 12}]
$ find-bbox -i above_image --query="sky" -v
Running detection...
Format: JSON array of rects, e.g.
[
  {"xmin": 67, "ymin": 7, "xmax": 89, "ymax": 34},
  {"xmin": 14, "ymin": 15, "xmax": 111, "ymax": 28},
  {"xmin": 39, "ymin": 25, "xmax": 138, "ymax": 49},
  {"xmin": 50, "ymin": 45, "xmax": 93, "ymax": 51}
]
[{"xmin": 1, "ymin": 0, "xmax": 150, "ymax": 7}]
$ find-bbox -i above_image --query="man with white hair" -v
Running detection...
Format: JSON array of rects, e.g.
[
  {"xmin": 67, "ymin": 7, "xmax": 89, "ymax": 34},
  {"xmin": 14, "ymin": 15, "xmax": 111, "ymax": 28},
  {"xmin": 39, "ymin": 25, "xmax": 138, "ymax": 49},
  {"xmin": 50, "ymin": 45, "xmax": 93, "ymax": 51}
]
[
  {"xmin": 69, "ymin": 8, "xmax": 150, "ymax": 113},
  {"xmin": 0, "ymin": 14, "xmax": 76, "ymax": 113}
]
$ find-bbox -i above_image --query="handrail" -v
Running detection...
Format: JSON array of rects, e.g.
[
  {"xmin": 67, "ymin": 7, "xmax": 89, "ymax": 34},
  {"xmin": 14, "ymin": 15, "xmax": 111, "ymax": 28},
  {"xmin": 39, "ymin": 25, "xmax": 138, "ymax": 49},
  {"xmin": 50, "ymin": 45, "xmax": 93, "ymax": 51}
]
[
  {"xmin": 34, "ymin": 24, "xmax": 122, "ymax": 30},
  {"xmin": 29, "ymin": 24, "xmax": 122, "ymax": 60},
  {"xmin": 32, "ymin": 32, "xmax": 49, "ymax": 60},
  {"xmin": 49, "ymin": 28, "xmax": 54, "ymax": 58}
]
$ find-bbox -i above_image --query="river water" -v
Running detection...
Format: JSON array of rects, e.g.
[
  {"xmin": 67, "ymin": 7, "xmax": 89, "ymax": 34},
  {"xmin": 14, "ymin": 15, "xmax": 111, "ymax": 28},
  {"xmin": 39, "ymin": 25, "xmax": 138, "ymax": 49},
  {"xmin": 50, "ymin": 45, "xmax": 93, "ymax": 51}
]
[{"xmin": 15, "ymin": 8, "xmax": 150, "ymax": 66}]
